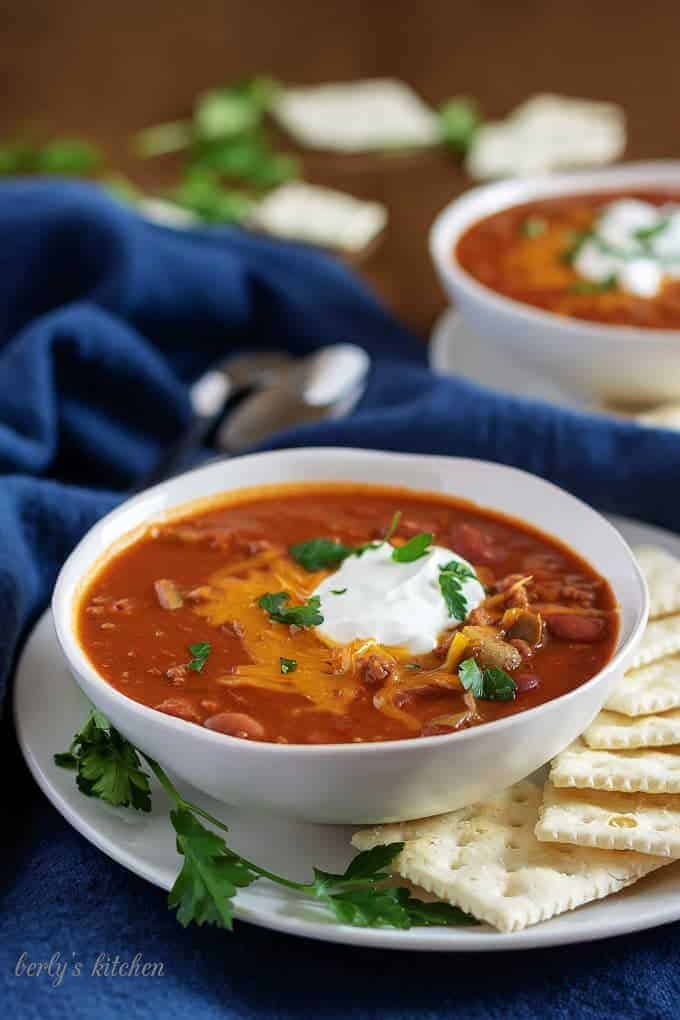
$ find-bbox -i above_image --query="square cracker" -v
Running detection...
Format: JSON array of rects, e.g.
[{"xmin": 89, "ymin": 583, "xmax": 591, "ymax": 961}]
[
  {"xmin": 536, "ymin": 782, "xmax": 680, "ymax": 856},
  {"xmin": 634, "ymin": 545, "xmax": 680, "ymax": 619},
  {"xmin": 605, "ymin": 654, "xmax": 680, "ymax": 717},
  {"xmin": 631, "ymin": 616, "xmax": 680, "ymax": 670},
  {"xmin": 583, "ymin": 709, "xmax": 680, "ymax": 749},
  {"xmin": 352, "ymin": 781, "xmax": 664, "ymax": 933},
  {"xmin": 550, "ymin": 738, "xmax": 680, "ymax": 794},
  {"xmin": 273, "ymin": 79, "xmax": 439, "ymax": 152}
]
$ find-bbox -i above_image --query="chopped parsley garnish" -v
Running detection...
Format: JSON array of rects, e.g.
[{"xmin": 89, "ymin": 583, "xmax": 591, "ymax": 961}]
[
  {"xmin": 187, "ymin": 641, "xmax": 211, "ymax": 672},
  {"xmin": 279, "ymin": 657, "xmax": 297, "ymax": 674},
  {"xmin": 458, "ymin": 658, "xmax": 517, "ymax": 701},
  {"xmin": 331, "ymin": 588, "xmax": 347, "ymax": 595},
  {"xmin": 258, "ymin": 592, "xmax": 324, "ymax": 627},
  {"xmin": 568, "ymin": 275, "xmax": 617, "ymax": 295},
  {"xmin": 56, "ymin": 711, "xmax": 477, "ymax": 932},
  {"xmin": 439, "ymin": 560, "xmax": 476, "ymax": 621},
  {"xmin": 520, "ymin": 216, "xmax": 547, "ymax": 239},
  {"xmin": 288, "ymin": 537, "xmax": 354, "ymax": 571},
  {"xmin": 559, "ymin": 229, "xmax": 592, "ymax": 264},
  {"xmin": 391, "ymin": 532, "xmax": 433, "ymax": 563},
  {"xmin": 634, "ymin": 219, "xmax": 670, "ymax": 244},
  {"xmin": 290, "ymin": 511, "xmax": 403, "ymax": 570}
]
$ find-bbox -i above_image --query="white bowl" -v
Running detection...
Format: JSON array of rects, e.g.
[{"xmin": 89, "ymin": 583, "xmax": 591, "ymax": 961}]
[
  {"xmin": 52, "ymin": 447, "xmax": 647, "ymax": 824},
  {"xmin": 430, "ymin": 161, "xmax": 680, "ymax": 405}
]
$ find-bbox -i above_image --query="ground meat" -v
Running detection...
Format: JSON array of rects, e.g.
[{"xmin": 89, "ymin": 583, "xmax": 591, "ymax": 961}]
[
  {"xmin": 357, "ymin": 654, "xmax": 396, "ymax": 688},
  {"xmin": 165, "ymin": 664, "xmax": 187, "ymax": 685},
  {"xmin": 154, "ymin": 697, "xmax": 199, "ymax": 722},
  {"xmin": 467, "ymin": 606, "xmax": 496, "ymax": 627}
]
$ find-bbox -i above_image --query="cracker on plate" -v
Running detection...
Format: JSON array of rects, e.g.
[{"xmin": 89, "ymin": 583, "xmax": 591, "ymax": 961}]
[
  {"xmin": 272, "ymin": 79, "xmax": 439, "ymax": 152},
  {"xmin": 536, "ymin": 782, "xmax": 680, "ymax": 857},
  {"xmin": 352, "ymin": 781, "xmax": 664, "ymax": 933},
  {"xmin": 550, "ymin": 738, "xmax": 680, "ymax": 794},
  {"xmin": 605, "ymin": 654, "xmax": 680, "ymax": 717},
  {"xmin": 583, "ymin": 708, "xmax": 680, "ymax": 749},
  {"xmin": 630, "ymin": 616, "xmax": 680, "ymax": 670},
  {"xmin": 465, "ymin": 93, "xmax": 625, "ymax": 180},
  {"xmin": 633, "ymin": 545, "xmax": 680, "ymax": 619},
  {"xmin": 248, "ymin": 182, "xmax": 387, "ymax": 253}
]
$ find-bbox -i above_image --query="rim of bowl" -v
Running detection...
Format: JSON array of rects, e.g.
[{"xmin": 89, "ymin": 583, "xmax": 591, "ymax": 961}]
[
  {"xmin": 52, "ymin": 447, "xmax": 649, "ymax": 757},
  {"xmin": 430, "ymin": 159, "xmax": 680, "ymax": 345}
]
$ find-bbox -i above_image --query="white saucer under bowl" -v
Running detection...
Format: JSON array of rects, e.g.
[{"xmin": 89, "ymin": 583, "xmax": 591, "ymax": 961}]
[{"xmin": 13, "ymin": 515, "xmax": 680, "ymax": 952}]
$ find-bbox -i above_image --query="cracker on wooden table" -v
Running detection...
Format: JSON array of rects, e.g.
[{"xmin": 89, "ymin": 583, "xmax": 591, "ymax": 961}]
[
  {"xmin": 273, "ymin": 79, "xmax": 439, "ymax": 152},
  {"xmin": 352, "ymin": 781, "xmax": 665, "ymax": 933},
  {"xmin": 248, "ymin": 183, "xmax": 387, "ymax": 253},
  {"xmin": 583, "ymin": 709, "xmax": 680, "ymax": 750},
  {"xmin": 536, "ymin": 782, "xmax": 680, "ymax": 856},
  {"xmin": 633, "ymin": 545, "xmax": 680, "ymax": 619},
  {"xmin": 550, "ymin": 738, "xmax": 680, "ymax": 794},
  {"xmin": 630, "ymin": 616, "xmax": 680, "ymax": 670},
  {"xmin": 605, "ymin": 654, "xmax": 680, "ymax": 717}
]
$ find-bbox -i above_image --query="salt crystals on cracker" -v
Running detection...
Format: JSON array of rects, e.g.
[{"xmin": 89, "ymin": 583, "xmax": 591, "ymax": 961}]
[
  {"xmin": 605, "ymin": 654, "xmax": 680, "ymax": 717},
  {"xmin": 466, "ymin": 93, "xmax": 626, "ymax": 180},
  {"xmin": 536, "ymin": 782, "xmax": 680, "ymax": 857},
  {"xmin": 583, "ymin": 708, "xmax": 680, "ymax": 750},
  {"xmin": 248, "ymin": 182, "xmax": 387, "ymax": 253},
  {"xmin": 273, "ymin": 79, "xmax": 440, "ymax": 152},
  {"xmin": 352, "ymin": 781, "xmax": 663, "ymax": 933},
  {"xmin": 633, "ymin": 545, "xmax": 680, "ymax": 619},
  {"xmin": 630, "ymin": 615, "xmax": 680, "ymax": 670},
  {"xmin": 551, "ymin": 738, "xmax": 680, "ymax": 794}
]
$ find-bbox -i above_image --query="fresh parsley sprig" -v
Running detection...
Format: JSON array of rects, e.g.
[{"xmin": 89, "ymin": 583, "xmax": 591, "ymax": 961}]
[
  {"xmin": 258, "ymin": 592, "xmax": 324, "ymax": 627},
  {"xmin": 439, "ymin": 560, "xmax": 476, "ymax": 621},
  {"xmin": 55, "ymin": 712, "xmax": 477, "ymax": 932},
  {"xmin": 458, "ymin": 658, "xmax": 517, "ymax": 701}
]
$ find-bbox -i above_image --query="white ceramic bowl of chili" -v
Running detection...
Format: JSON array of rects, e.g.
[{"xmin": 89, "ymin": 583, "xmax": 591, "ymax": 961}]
[
  {"xmin": 52, "ymin": 447, "xmax": 647, "ymax": 824},
  {"xmin": 430, "ymin": 161, "xmax": 680, "ymax": 406}
]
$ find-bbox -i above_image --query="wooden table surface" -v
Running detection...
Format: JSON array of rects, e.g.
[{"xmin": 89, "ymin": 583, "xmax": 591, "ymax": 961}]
[{"xmin": 3, "ymin": 0, "xmax": 679, "ymax": 337}]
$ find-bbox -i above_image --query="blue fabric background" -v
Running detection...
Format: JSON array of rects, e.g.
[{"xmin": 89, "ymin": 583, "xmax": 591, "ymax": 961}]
[{"xmin": 3, "ymin": 180, "xmax": 680, "ymax": 1019}]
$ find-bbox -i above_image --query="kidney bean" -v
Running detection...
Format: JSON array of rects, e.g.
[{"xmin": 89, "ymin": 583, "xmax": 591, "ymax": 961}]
[
  {"xmin": 204, "ymin": 711, "xmax": 266, "ymax": 740},
  {"xmin": 544, "ymin": 614, "xmax": 606, "ymax": 642},
  {"xmin": 450, "ymin": 522, "xmax": 501, "ymax": 564},
  {"xmin": 515, "ymin": 673, "xmax": 540, "ymax": 694}
]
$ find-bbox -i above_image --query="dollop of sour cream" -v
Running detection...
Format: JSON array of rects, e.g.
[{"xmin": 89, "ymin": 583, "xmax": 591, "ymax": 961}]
[
  {"xmin": 574, "ymin": 199, "xmax": 680, "ymax": 298},
  {"xmin": 313, "ymin": 543, "xmax": 485, "ymax": 654}
]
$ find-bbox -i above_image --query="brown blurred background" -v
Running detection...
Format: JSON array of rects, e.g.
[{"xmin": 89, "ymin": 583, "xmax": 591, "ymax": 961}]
[{"xmin": 1, "ymin": 0, "xmax": 678, "ymax": 336}]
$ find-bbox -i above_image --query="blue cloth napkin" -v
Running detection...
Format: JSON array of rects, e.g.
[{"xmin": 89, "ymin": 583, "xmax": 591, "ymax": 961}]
[{"xmin": 3, "ymin": 180, "xmax": 680, "ymax": 1020}]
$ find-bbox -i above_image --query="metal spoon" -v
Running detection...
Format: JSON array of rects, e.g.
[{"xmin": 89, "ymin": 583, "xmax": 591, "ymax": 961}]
[
  {"xmin": 135, "ymin": 350, "xmax": 294, "ymax": 490},
  {"xmin": 216, "ymin": 343, "xmax": 370, "ymax": 453}
]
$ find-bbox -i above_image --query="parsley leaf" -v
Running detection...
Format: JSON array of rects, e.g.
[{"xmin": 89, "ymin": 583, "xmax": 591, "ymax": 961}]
[
  {"xmin": 521, "ymin": 216, "xmax": 547, "ymax": 239},
  {"xmin": 288, "ymin": 537, "xmax": 354, "ymax": 571},
  {"xmin": 391, "ymin": 532, "xmax": 433, "ymax": 563},
  {"xmin": 568, "ymin": 275, "xmax": 617, "ymax": 295},
  {"xmin": 280, "ymin": 657, "xmax": 297, "ymax": 674},
  {"xmin": 438, "ymin": 97, "xmax": 481, "ymax": 153},
  {"xmin": 54, "ymin": 712, "xmax": 151, "ymax": 811},
  {"xmin": 258, "ymin": 592, "xmax": 324, "ymax": 627},
  {"xmin": 458, "ymin": 658, "xmax": 517, "ymax": 701},
  {"xmin": 188, "ymin": 641, "xmax": 211, "ymax": 672},
  {"xmin": 439, "ymin": 559, "xmax": 476, "ymax": 621},
  {"xmin": 331, "ymin": 588, "xmax": 347, "ymax": 595},
  {"xmin": 559, "ymin": 229, "xmax": 592, "ymax": 264},
  {"xmin": 58, "ymin": 712, "xmax": 478, "ymax": 932},
  {"xmin": 634, "ymin": 219, "xmax": 670, "ymax": 244},
  {"xmin": 169, "ymin": 807, "xmax": 259, "ymax": 929}
]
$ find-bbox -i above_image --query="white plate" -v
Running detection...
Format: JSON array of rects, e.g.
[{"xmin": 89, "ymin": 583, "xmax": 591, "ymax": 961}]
[
  {"xmin": 429, "ymin": 307, "xmax": 595, "ymax": 411},
  {"xmin": 13, "ymin": 514, "xmax": 680, "ymax": 951}
]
